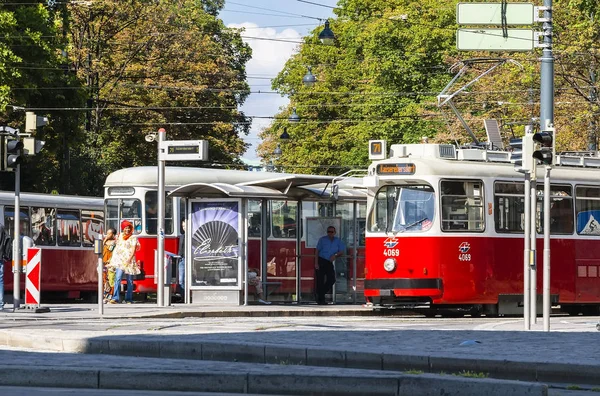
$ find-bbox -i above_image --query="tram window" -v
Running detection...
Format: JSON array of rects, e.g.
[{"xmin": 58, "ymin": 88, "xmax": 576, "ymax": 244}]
[
  {"xmin": 248, "ymin": 200, "xmax": 262, "ymax": 237},
  {"xmin": 368, "ymin": 185, "xmax": 434, "ymax": 233},
  {"xmin": 105, "ymin": 198, "xmax": 142, "ymax": 234},
  {"xmin": 57, "ymin": 209, "xmax": 81, "ymax": 247},
  {"xmin": 145, "ymin": 192, "xmax": 173, "ymax": 235},
  {"xmin": 494, "ymin": 182, "xmax": 525, "ymax": 233},
  {"xmin": 31, "ymin": 207, "xmax": 56, "ymax": 246},
  {"xmin": 441, "ymin": 180, "xmax": 484, "ymax": 232},
  {"xmin": 575, "ymin": 186, "xmax": 600, "ymax": 235},
  {"xmin": 537, "ymin": 185, "xmax": 573, "ymax": 235},
  {"xmin": 271, "ymin": 200, "xmax": 297, "ymax": 238},
  {"xmin": 4, "ymin": 206, "xmax": 31, "ymax": 239},
  {"xmin": 82, "ymin": 210, "xmax": 104, "ymax": 247}
]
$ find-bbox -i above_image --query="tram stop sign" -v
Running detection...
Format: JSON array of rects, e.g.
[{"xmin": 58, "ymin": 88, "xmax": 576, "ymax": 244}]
[{"xmin": 159, "ymin": 140, "xmax": 208, "ymax": 161}]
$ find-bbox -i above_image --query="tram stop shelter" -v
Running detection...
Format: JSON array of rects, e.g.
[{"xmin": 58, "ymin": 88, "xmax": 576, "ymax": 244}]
[{"xmin": 168, "ymin": 170, "xmax": 367, "ymax": 306}]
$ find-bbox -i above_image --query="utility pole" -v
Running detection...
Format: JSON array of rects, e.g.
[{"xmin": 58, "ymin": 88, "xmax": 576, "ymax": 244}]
[
  {"xmin": 539, "ymin": 0, "xmax": 554, "ymax": 332},
  {"xmin": 589, "ymin": 66, "xmax": 598, "ymax": 151}
]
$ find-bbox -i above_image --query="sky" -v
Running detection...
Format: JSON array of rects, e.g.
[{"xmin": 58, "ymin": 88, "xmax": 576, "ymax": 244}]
[{"xmin": 219, "ymin": 0, "xmax": 339, "ymax": 163}]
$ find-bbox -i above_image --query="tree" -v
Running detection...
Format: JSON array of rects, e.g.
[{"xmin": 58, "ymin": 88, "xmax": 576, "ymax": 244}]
[{"xmin": 66, "ymin": 0, "xmax": 252, "ymax": 195}]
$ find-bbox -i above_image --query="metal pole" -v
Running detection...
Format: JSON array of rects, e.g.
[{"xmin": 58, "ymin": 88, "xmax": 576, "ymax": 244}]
[
  {"xmin": 242, "ymin": 199, "xmax": 248, "ymax": 306},
  {"xmin": 13, "ymin": 163, "xmax": 21, "ymax": 309},
  {"xmin": 523, "ymin": 172, "xmax": 531, "ymax": 330},
  {"xmin": 352, "ymin": 201, "xmax": 358, "ymax": 304},
  {"xmin": 543, "ymin": 166, "xmax": 551, "ymax": 331},
  {"xmin": 295, "ymin": 201, "xmax": 302, "ymax": 303},
  {"xmin": 540, "ymin": 0, "xmax": 554, "ymax": 332},
  {"xmin": 530, "ymin": 180, "xmax": 537, "ymax": 323},
  {"xmin": 157, "ymin": 128, "xmax": 166, "ymax": 307},
  {"xmin": 97, "ymin": 255, "xmax": 103, "ymax": 316}
]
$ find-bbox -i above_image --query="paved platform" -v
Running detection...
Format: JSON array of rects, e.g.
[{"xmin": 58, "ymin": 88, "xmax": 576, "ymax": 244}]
[{"xmin": 0, "ymin": 303, "xmax": 598, "ymax": 395}]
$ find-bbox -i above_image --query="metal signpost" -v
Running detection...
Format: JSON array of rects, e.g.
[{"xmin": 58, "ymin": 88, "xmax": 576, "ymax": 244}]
[
  {"xmin": 457, "ymin": 2, "xmax": 554, "ymax": 330},
  {"xmin": 155, "ymin": 130, "xmax": 208, "ymax": 307}
]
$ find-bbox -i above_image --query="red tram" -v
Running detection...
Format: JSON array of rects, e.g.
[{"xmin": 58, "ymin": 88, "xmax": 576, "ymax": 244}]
[
  {"xmin": 364, "ymin": 143, "xmax": 600, "ymax": 315},
  {"xmin": 1, "ymin": 191, "xmax": 104, "ymax": 300}
]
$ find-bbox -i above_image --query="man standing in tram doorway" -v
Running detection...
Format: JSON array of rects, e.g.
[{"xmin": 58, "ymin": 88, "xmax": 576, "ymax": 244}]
[{"xmin": 315, "ymin": 226, "xmax": 345, "ymax": 305}]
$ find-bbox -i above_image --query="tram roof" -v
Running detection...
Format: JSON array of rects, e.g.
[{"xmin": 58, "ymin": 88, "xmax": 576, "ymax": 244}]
[
  {"xmin": 369, "ymin": 144, "xmax": 600, "ymax": 184},
  {"xmin": 0, "ymin": 191, "xmax": 103, "ymax": 209}
]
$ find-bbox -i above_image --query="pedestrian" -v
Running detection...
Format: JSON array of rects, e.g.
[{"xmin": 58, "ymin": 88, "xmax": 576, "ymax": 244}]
[
  {"xmin": 102, "ymin": 228, "xmax": 117, "ymax": 303},
  {"xmin": 315, "ymin": 226, "xmax": 345, "ymax": 305},
  {"xmin": 177, "ymin": 219, "xmax": 186, "ymax": 298},
  {"xmin": 109, "ymin": 220, "xmax": 140, "ymax": 304},
  {"xmin": 248, "ymin": 267, "xmax": 271, "ymax": 305}
]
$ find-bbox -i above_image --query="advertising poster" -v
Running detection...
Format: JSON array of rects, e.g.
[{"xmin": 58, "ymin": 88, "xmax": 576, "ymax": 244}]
[{"xmin": 190, "ymin": 201, "xmax": 240, "ymax": 288}]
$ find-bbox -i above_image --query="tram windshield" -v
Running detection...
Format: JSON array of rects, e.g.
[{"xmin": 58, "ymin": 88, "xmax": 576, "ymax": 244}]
[{"xmin": 368, "ymin": 184, "xmax": 435, "ymax": 233}]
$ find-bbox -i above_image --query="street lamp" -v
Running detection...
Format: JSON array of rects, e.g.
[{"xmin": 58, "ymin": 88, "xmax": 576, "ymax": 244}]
[
  {"xmin": 279, "ymin": 127, "xmax": 290, "ymax": 140},
  {"xmin": 289, "ymin": 108, "xmax": 300, "ymax": 123},
  {"xmin": 302, "ymin": 67, "xmax": 317, "ymax": 87},
  {"xmin": 318, "ymin": 20, "xmax": 335, "ymax": 45}
]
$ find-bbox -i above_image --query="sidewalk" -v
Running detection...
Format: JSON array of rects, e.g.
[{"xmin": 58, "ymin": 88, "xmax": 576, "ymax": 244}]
[{"xmin": 0, "ymin": 303, "xmax": 598, "ymax": 395}]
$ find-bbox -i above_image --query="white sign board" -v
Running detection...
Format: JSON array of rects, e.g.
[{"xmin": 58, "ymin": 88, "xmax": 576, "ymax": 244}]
[
  {"xmin": 457, "ymin": 3, "xmax": 534, "ymax": 25},
  {"xmin": 159, "ymin": 140, "xmax": 208, "ymax": 161},
  {"xmin": 306, "ymin": 217, "xmax": 341, "ymax": 249},
  {"xmin": 457, "ymin": 29, "xmax": 534, "ymax": 51}
]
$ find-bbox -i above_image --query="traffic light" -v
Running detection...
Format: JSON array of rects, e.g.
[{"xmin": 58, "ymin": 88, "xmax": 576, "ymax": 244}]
[
  {"xmin": 532, "ymin": 131, "xmax": 553, "ymax": 165},
  {"xmin": 1, "ymin": 136, "xmax": 23, "ymax": 171},
  {"xmin": 25, "ymin": 112, "xmax": 48, "ymax": 133},
  {"xmin": 510, "ymin": 134, "xmax": 534, "ymax": 172}
]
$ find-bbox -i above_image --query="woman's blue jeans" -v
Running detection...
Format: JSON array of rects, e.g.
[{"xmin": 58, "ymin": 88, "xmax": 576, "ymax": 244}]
[{"xmin": 113, "ymin": 268, "xmax": 133, "ymax": 302}]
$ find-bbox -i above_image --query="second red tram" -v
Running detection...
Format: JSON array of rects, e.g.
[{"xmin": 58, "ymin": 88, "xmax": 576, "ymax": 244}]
[{"xmin": 364, "ymin": 143, "xmax": 600, "ymax": 315}]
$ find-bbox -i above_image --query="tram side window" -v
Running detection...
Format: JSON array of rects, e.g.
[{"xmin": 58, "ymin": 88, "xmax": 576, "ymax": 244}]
[
  {"xmin": 82, "ymin": 210, "xmax": 104, "ymax": 247},
  {"xmin": 248, "ymin": 200, "xmax": 262, "ymax": 237},
  {"xmin": 57, "ymin": 210, "xmax": 81, "ymax": 246},
  {"xmin": 31, "ymin": 207, "xmax": 56, "ymax": 246},
  {"xmin": 145, "ymin": 192, "xmax": 173, "ymax": 235},
  {"xmin": 575, "ymin": 186, "xmax": 600, "ymax": 235},
  {"xmin": 271, "ymin": 200, "xmax": 297, "ymax": 238},
  {"xmin": 494, "ymin": 182, "xmax": 525, "ymax": 233},
  {"xmin": 537, "ymin": 185, "xmax": 573, "ymax": 235},
  {"xmin": 441, "ymin": 180, "xmax": 484, "ymax": 232},
  {"xmin": 4, "ymin": 206, "xmax": 31, "ymax": 239}
]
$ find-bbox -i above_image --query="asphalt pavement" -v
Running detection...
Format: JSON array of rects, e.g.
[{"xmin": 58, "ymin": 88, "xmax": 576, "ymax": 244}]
[{"xmin": 0, "ymin": 302, "xmax": 599, "ymax": 395}]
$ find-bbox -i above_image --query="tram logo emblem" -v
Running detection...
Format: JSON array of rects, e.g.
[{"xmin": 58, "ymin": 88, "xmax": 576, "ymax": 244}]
[
  {"xmin": 458, "ymin": 242, "xmax": 471, "ymax": 253},
  {"xmin": 383, "ymin": 237, "xmax": 399, "ymax": 248}
]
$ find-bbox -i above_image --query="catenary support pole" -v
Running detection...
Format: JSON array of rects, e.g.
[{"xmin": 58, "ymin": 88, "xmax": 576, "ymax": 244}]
[
  {"xmin": 539, "ymin": 0, "xmax": 554, "ymax": 332},
  {"xmin": 523, "ymin": 172, "xmax": 531, "ymax": 330},
  {"xmin": 157, "ymin": 128, "xmax": 166, "ymax": 307},
  {"xmin": 530, "ymin": 180, "xmax": 537, "ymax": 324}
]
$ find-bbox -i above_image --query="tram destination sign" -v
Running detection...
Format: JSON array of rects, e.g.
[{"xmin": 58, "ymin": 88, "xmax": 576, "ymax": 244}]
[
  {"xmin": 376, "ymin": 163, "xmax": 416, "ymax": 175},
  {"xmin": 159, "ymin": 140, "xmax": 208, "ymax": 161}
]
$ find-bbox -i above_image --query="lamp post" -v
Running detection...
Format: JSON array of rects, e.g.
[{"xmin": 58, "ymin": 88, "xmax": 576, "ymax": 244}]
[
  {"xmin": 288, "ymin": 108, "xmax": 300, "ymax": 123},
  {"xmin": 318, "ymin": 20, "xmax": 335, "ymax": 45},
  {"xmin": 302, "ymin": 67, "xmax": 317, "ymax": 87}
]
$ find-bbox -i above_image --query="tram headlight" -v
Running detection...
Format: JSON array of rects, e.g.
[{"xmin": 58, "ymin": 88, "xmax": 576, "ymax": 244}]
[{"xmin": 383, "ymin": 258, "xmax": 397, "ymax": 273}]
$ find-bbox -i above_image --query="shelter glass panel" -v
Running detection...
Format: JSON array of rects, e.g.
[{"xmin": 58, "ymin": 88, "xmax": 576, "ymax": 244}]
[
  {"xmin": 248, "ymin": 199, "xmax": 262, "ymax": 237},
  {"xmin": 271, "ymin": 200, "xmax": 297, "ymax": 239}
]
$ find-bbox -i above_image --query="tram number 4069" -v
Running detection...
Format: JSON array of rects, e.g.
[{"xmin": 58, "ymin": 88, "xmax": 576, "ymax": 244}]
[
  {"xmin": 458, "ymin": 253, "xmax": 471, "ymax": 261},
  {"xmin": 383, "ymin": 249, "xmax": 400, "ymax": 257}
]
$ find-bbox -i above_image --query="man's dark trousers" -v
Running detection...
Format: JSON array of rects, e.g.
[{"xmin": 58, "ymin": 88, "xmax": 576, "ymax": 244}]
[{"xmin": 316, "ymin": 257, "xmax": 336, "ymax": 304}]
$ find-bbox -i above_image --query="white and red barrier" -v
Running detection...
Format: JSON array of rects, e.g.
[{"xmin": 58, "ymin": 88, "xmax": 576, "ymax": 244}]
[{"xmin": 25, "ymin": 247, "xmax": 42, "ymax": 307}]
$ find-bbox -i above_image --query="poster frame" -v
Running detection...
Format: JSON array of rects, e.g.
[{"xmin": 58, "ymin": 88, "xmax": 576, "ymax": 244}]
[{"xmin": 188, "ymin": 198, "xmax": 242, "ymax": 291}]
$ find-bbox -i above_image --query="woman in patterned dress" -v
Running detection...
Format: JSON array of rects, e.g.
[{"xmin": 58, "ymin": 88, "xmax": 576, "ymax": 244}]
[{"xmin": 109, "ymin": 220, "xmax": 140, "ymax": 304}]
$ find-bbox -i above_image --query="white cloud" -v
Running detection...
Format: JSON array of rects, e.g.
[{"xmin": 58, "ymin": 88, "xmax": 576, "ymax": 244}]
[{"xmin": 228, "ymin": 22, "xmax": 300, "ymax": 161}]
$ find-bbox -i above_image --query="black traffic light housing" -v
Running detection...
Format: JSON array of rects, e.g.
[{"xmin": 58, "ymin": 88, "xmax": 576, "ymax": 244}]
[
  {"xmin": 1, "ymin": 136, "xmax": 24, "ymax": 171},
  {"xmin": 532, "ymin": 131, "xmax": 553, "ymax": 165}
]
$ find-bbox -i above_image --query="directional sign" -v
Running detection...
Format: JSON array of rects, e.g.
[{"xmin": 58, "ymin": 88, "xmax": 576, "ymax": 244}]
[
  {"xmin": 457, "ymin": 29, "xmax": 534, "ymax": 51},
  {"xmin": 159, "ymin": 140, "xmax": 208, "ymax": 161},
  {"xmin": 369, "ymin": 140, "xmax": 386, "ymax": 160},
  {"xmin": 457, "ymin": 3, "xmax": 534, "ymax": 25},
  {"xmin": 25, "ymin": 247, "xmax": 41, "ymax": 306}
]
